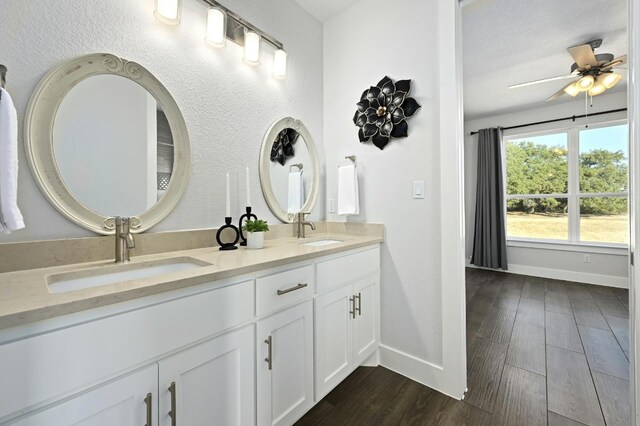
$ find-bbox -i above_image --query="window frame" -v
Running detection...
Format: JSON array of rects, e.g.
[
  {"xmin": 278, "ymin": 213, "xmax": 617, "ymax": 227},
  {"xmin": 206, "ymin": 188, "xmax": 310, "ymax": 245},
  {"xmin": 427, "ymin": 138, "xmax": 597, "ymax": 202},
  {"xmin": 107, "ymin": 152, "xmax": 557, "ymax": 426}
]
[{"xmin": 503, "ymin": 119, "xmax": 628, "ymax": 249}]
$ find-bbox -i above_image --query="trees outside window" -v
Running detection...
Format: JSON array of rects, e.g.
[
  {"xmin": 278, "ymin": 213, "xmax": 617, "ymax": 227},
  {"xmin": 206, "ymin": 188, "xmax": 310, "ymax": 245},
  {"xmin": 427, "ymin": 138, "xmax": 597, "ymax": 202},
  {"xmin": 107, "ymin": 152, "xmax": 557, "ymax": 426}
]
[{"xmin": 504, "ymin": 122, "xmax": 628, "ymax": 244}]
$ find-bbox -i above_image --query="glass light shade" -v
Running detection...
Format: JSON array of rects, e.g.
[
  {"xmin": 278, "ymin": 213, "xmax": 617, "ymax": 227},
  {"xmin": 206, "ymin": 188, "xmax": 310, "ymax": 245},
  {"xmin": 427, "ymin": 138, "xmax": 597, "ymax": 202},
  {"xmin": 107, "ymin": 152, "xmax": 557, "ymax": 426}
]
[
  {"xmin": 563, "ymin": 81, "xmax": 580, "ymax": 97},
  {"xmin": 576, "ymin": 75, "xmax": 595, "ymax": 91},
  {"xmin": 273, "ymin": 49, "xmax": 287, "ymax": 79},
  {"xmin": 588, "ymin": 78, "xmax": 607, "ymax": 96},
  {"xmin": 601, "ymin": 72, "xmax": 622, "ymax": 89},
  {"xmin": 205, "ymin": 7, "xmax": 226, "ymax": 47},
  {"xmin": 243, "ymin": 31, "xmax": 261, "ymax": 65},
  {"xmin": 154, "ymin": 0, "xmax": 182, "ymax": 25}
]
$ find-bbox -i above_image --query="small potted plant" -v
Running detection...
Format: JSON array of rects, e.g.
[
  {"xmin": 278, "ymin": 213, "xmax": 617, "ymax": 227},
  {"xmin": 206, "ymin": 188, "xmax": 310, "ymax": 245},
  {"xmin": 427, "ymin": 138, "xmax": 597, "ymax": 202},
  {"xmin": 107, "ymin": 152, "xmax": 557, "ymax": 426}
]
[{"xmin": 243, "ymin": 219, "xmax": 269, "ymax": 249}]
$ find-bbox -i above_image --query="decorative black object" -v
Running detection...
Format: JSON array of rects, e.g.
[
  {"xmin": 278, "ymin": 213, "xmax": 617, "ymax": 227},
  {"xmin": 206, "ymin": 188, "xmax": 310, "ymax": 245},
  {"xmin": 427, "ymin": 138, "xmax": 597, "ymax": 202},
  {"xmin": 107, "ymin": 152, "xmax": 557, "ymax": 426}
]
[
  {"xmin": 238, "ymin": 206, "xmax": 258, "ymax": 246},
  {"xmin": 352, "ymin": 76, "xmax": 421, "ymax": 150},
  {"xmin": 270, "ymin": 128, "xmax": 300, "ymax": 165},
  {"xmin": 216, "ymin": 217, "xmax": 240, "ymax": 250}
]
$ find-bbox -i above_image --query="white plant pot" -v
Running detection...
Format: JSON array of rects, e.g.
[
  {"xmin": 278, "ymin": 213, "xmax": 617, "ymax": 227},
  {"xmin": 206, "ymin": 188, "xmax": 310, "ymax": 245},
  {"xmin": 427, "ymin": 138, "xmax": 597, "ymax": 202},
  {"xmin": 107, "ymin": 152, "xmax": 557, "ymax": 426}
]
[{"xmin": 247, "ymin": 231, "xmax": 265, "ymax": 249}]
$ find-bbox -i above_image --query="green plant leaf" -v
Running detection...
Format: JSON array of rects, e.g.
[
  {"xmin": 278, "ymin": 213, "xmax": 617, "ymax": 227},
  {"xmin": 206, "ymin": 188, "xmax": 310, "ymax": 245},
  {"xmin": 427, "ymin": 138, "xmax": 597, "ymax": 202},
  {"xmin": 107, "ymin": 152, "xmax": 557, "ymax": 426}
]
[{"xmin": 242, "ymin": 219, "xmax": 270, "ymax": 233}]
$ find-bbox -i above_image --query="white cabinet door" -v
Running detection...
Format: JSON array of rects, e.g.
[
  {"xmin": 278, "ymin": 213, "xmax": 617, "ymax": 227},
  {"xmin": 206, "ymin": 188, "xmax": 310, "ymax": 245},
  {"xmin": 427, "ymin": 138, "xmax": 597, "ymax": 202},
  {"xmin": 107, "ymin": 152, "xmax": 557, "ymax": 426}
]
[
  {"xmin": 12, "ymin": 365, "xmax": 157, "ymax": 426},
  {"xmin": 314, "ymin": 284, "xmax": 354, "ymax": 399},
  {"xmin": 353, "ymin": 276, "xmax": 379, "ymax": 365},
  {"xmin": 256, "ymin": 301, "xmax": 313, "ymax": 426},
  {"xmin": 157, "ymin": 325, "xmax": 255, "ymax": 426}
]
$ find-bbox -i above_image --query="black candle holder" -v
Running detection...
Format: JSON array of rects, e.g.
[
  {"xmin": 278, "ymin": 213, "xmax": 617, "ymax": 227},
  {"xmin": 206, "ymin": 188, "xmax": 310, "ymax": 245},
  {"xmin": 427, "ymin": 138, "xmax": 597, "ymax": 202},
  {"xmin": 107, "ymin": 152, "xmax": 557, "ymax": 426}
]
[
  {"xmin": 238, "ymin": 206, "xmax": 258, "ymax": 246},
  {"xmin": 216, "ymin": 217, "xmax": 239, "ymax": 250}
]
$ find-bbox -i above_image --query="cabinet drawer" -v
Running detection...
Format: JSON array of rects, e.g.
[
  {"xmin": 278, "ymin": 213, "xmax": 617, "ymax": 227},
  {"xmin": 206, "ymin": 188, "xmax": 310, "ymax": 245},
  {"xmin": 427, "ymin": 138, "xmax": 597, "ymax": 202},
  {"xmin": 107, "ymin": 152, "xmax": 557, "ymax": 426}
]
[
  {"xmin": 256, "ymin": 265, "xmax": 314, "ymax": 316},
  {"xmin": 316, "ymin": 247, "xmax": 380, "ymax": 294}
]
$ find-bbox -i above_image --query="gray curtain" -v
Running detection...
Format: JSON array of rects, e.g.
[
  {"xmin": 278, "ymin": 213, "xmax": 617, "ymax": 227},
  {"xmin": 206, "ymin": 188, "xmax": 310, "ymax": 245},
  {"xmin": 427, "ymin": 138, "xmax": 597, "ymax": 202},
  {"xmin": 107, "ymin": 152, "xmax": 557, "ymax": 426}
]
[{"xmin": 471, "ymin": 128, "xmax": 508, "ymax": 270}]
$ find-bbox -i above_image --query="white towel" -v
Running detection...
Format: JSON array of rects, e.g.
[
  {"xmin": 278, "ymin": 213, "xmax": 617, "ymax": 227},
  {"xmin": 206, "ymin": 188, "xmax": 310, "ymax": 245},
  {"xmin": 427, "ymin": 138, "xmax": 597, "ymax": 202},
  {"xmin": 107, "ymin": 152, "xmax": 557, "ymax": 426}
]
[
  {"xmin": 287, "ymin": 170, "xmax": 304, "ymax": 214},
  {"xmin": 338, "ymin": 164, "xmax": 360, "ymax": 215},
  {"xmin": 0, "ymin": 88, "xmax": 24, "ymax": 233}
]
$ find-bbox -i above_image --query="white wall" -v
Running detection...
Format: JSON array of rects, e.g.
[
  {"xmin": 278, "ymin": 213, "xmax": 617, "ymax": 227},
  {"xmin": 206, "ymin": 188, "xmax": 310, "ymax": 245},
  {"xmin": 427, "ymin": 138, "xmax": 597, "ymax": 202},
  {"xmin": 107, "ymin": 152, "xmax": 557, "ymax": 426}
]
[
  {"xmin": 324, "ymin": 0, "xmax": 445, "ymax": 375},
  {"xmin": 0, "ymin": 0, "xmax": 324, "ymax": 242},
  {"xmin": 54, "ymin": 75, "xmax": 157, "ymax": 217},
  {"xmin": 465, "ymin": 91, "xmax": 629, "ymax": 287}
]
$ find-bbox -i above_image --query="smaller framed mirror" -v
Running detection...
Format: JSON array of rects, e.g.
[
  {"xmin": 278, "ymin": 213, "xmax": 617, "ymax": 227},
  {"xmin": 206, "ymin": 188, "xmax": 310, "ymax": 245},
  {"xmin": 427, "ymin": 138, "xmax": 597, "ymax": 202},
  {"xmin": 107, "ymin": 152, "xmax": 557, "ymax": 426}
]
[{"xmin": 259, "ymin": 117, "xmax": 319, "ymax": 223}]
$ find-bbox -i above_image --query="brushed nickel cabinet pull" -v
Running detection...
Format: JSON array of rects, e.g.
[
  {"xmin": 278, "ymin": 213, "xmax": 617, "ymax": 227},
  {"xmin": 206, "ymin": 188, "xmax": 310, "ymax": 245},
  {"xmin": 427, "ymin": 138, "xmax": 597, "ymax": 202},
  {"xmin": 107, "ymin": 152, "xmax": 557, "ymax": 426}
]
[
  {"xmin": 356, "ymin": 292, "xmax": 362, "ymax": 316},
  {"xmin": 144, "ymin": 393, "xmax": 152, "ymax": 426},
  {"xmin": 349, "ymin": 297, "xmax": 356, "ymax": 319},
  {"xmin": 277, "ymin": 283, "xmax": 308, "ymax": 295},
  {"xmin": 265, "ymin": 336, "xmax": 273, "ymax": 370},
  {"xmin": 168, "ymin": 381, "xmax": 177, "ymax": 426}
]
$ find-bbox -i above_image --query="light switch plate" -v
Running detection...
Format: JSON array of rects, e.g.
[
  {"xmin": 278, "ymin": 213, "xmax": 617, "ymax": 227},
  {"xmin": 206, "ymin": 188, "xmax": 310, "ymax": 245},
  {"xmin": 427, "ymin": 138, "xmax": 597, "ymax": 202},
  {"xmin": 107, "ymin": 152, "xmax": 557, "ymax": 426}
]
[
  {"xmin": 413, "ymin": 181, "xmax": 425, "ymax": 199},
  {"xmin": 328, "ymin": 198, "xmax": 336, "ymax": 213}
]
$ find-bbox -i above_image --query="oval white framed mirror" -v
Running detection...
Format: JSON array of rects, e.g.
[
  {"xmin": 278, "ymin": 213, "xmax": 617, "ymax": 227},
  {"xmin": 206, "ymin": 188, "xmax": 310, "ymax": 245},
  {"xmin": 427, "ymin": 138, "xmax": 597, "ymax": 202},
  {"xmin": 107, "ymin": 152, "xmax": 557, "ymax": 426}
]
[
  {"xmin": 259, "ymin": 117, "xmax": 319, "ymax": 223},
  {"xmin": 24, "ymin": 53, "xmax": 190, "ymax": 235}
]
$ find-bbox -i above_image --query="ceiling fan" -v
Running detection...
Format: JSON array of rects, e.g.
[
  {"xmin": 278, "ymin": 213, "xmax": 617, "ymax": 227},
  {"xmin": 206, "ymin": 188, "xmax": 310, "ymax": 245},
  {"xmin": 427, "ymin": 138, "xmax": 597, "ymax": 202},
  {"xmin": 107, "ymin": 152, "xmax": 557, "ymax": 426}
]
[{"xmin": 508, "ymin": 39, "xmax": 627, "ymax": 101}]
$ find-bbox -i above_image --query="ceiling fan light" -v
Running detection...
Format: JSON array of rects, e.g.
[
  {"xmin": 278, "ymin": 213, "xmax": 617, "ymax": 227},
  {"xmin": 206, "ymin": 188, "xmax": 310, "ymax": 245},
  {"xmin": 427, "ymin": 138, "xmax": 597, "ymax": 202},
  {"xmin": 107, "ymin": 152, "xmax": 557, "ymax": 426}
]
[
  {"xmin": 577, "ymin": 75, "xmax": 595, "ymax": 91},
  {"xmin": 601, "ymin": 72, "xmax": 622, "ymax": 89},
  {"xmin": 588, "ymin": 79, "xmax": 607, "ymax": 96},
  {"xmin": 563, "ymin": 81, "xmax": 580, "ymax": 97}
]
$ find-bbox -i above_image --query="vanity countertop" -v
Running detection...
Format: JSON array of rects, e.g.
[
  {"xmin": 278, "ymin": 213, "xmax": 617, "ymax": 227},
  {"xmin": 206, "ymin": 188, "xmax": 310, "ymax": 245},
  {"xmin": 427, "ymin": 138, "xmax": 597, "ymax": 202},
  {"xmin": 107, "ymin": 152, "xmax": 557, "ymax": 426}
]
[{"xmin": 0, "ymin": 232, "xmax": 383, "ymax": 330}]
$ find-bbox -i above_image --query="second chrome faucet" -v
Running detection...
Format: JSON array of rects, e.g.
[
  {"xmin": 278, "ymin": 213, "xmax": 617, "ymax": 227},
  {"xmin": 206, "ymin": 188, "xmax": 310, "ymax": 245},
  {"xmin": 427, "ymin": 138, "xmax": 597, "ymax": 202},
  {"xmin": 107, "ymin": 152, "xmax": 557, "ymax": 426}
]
[{"xmin": 296, "ymin": 212, "xmax": 315, "ymax": 238}]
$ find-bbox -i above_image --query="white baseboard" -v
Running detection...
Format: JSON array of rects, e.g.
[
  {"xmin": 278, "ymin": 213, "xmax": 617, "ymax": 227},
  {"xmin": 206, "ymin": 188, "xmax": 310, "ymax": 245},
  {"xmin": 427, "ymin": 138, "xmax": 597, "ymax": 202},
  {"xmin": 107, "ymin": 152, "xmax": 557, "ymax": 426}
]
[
  {"xmin": 379, "ymin": 344, "xmax": 463, "ymax": 400},
  {"xmin": 361, "ymin": 348, "xmax": 380, "ymax": 367},
  {"xmin": 466, "ymin": 259, "xmax": 628, "ymax": 288}
]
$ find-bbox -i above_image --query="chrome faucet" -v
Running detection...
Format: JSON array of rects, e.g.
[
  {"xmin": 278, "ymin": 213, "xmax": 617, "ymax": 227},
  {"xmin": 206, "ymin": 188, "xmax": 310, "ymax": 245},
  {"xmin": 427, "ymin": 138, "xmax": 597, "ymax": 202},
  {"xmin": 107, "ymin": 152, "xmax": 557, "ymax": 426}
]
[
  {"xmin": 114, "ymin": 216, "xmax": 135, "ymax": 263},
  {"xmin": 296, "ymin": 212, "xmax": 316, "ymax": 238}
]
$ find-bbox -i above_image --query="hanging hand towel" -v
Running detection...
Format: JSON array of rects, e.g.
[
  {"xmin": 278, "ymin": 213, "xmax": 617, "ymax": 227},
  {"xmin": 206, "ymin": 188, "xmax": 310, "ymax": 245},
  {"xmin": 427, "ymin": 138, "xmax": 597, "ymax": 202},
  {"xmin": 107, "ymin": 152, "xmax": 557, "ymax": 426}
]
[
  {"xmin": 0, "ymin": 88, "xmax": 25, "ymax": 233},
  {"xmin": 287, "ymin": 170, "xmax": 305, "ymax": 214},
  {"xmin": 337, "ymin": 164, "xmax": 360, "ymax": 215}
]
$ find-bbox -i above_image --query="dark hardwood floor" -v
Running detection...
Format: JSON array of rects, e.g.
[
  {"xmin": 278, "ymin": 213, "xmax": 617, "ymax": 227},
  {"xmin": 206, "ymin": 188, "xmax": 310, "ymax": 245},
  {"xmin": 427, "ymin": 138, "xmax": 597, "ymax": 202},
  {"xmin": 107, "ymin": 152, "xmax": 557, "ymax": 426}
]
[{"xmin": 296, "ymin": 268, "xmax": 630, "ymax": 426}]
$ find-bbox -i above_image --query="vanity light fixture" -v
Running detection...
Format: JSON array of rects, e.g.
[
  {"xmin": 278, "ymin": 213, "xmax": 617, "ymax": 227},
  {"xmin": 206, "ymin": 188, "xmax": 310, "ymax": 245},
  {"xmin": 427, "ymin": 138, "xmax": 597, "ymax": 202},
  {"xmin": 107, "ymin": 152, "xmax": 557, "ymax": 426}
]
[
  {"xmin": 273, "ymin": 49, "xmax": 287, "ymax": 79},
  {"xmin": 205, "ymin": 7, "xmax": 226, "ymax": 47},
  {"xmin": 154, "ymin": 0, "xmax": 287, "ymax": 77},
  {"xmin": 243, "ymin": 30, "xmax": 262, "ymax": 66},
  {"xmin": 154, "ymin": 0, "xmax": 182, "ymax": 25}
]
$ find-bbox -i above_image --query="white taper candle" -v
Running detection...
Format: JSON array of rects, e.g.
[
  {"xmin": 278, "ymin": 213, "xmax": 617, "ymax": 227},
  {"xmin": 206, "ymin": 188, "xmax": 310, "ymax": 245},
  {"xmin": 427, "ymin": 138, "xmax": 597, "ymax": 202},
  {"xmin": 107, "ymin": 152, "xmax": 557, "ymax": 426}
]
[
  {"xmin": 226, "ymin": 172, "xmax": 231, "ymax": 217},
  {"xmin": 246, "ymin": 167, "xmax": 251, "ymax": 206}
]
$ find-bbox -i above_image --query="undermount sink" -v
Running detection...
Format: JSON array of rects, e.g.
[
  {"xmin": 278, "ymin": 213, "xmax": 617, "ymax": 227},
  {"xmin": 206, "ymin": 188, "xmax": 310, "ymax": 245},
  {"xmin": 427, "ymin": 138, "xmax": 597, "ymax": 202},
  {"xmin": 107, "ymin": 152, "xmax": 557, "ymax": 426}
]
[
  {"xmin": 301, "ymin": 239, "xmax": 343, "ymax": 247},
  {"xmin": 46, "ymin": 257, "xmax": 211, "ymax": 294}
]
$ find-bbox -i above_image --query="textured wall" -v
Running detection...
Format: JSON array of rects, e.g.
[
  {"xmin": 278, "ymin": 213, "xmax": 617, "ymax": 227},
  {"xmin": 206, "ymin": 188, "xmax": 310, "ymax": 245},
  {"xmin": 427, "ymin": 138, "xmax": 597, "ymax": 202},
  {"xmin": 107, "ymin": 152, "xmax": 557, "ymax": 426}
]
[
  {"xmin": 0, "ymin": 0, "xmax": 323, "ymax": 242},
  {"xmin": 323, "ymin": 0, "xmax": 443, "ymax": 365},
  {"xmin": 465, "ymin": 91, "xmax": 629, "ymax": 282}
]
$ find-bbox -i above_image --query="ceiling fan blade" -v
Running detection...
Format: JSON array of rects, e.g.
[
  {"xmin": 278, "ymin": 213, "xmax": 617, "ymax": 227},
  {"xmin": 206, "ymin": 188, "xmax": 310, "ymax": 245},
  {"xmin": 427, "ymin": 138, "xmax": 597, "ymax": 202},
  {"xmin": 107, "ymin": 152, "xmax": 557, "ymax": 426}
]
[
  {"xmin": 509, "ymin": 74, "xmax": 575, "ymax": 89},
  {"xmin": 567, "ymin": 44, "xmax": 598, "ymax": 67},
  {"xmin": 546, "ymin": 81, "xmax": 576, "ymax": 101},
  {"xmin": 601, "ymin": 55, "xmax": 628, "ymax": 71}
]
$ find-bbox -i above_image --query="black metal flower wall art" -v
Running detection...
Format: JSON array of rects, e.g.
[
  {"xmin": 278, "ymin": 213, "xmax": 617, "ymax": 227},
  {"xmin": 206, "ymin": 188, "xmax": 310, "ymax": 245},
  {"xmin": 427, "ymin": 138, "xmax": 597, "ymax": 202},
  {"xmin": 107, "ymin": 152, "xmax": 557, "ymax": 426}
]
[
  {"xmin": 270, "ymin": 128, "xmax": 300, "ymax": 165},
  {"xmin": 353, "ymin": 76, "xmax": 421, "ymax": 150}
]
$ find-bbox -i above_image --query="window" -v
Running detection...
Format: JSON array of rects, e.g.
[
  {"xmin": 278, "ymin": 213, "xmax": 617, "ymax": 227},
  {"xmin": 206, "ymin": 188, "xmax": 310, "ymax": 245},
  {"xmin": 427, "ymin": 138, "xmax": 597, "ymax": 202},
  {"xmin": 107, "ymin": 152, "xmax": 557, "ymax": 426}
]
[{"xmin": 505, "ymin": 122, "xmax": 628, "ymax": 245}]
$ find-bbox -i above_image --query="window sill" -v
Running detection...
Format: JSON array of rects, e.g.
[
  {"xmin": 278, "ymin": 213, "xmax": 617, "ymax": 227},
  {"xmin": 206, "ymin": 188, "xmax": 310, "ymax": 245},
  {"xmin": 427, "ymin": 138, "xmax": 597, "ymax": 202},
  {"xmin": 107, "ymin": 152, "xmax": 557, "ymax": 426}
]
[{"xmin": 506, "ymin": 238, "xmax": 629, "ymax": 256}]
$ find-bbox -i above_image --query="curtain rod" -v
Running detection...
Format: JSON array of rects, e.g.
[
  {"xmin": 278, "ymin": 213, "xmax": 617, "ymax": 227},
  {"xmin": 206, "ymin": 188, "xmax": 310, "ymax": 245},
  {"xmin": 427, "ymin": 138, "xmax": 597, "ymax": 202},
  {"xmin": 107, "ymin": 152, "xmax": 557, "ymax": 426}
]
[{"xmin": 469, "ymin": 108, "xmax": 628, "ymax": 136}]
